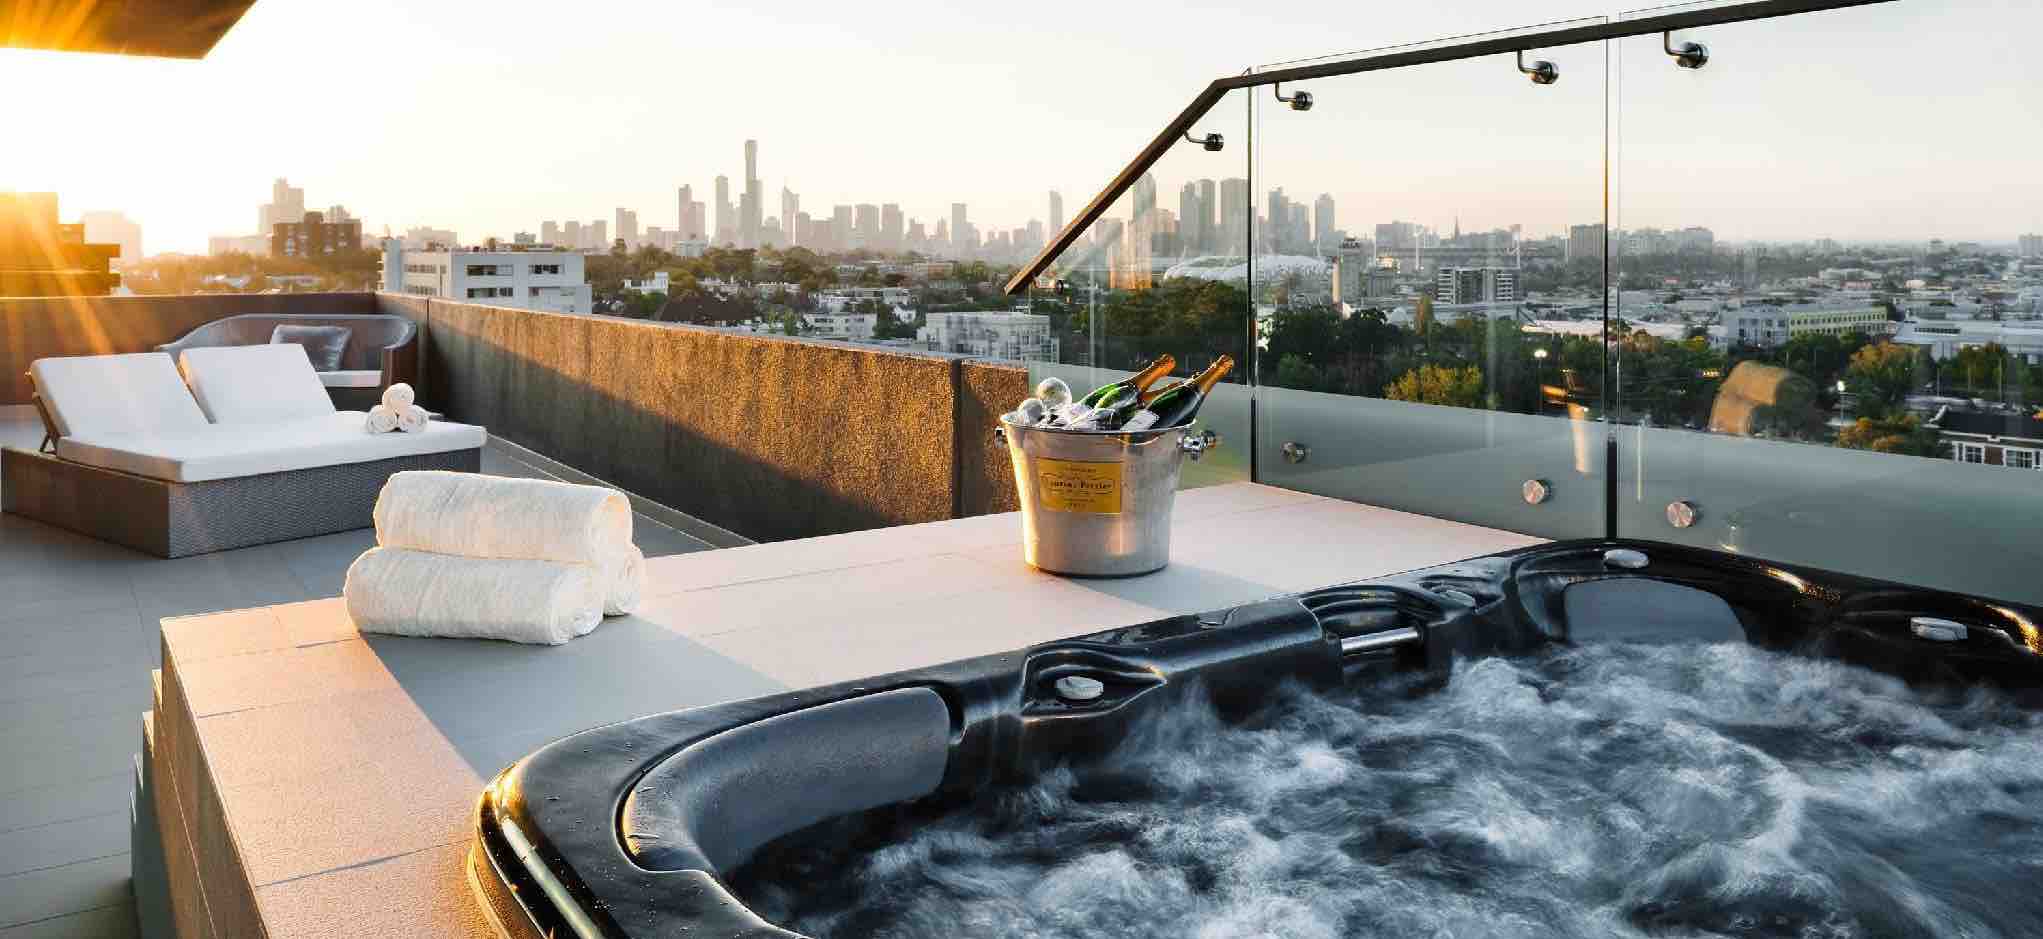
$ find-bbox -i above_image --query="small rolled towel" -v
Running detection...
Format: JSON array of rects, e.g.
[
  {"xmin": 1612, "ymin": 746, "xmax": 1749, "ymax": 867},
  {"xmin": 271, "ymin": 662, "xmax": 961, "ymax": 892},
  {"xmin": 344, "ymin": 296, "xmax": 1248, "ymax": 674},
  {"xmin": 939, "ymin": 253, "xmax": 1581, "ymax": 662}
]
[
  {"xmin": 381, "ymin": 382, "xmax": 416, "ymax": 410},
  {"xmin": 604, "ymin": 544, "xmax": 646, "ymax": 615},
  {"xmin": 374, "ymin": 472, "xmax": 637, "ymax": 609},
  {"xmin": 343, "ymin": 547, "xmax": 603, "ymax": 645},
  {"xmin": 396, "ymin": 404, "xmax": 429, "ymax": 433},
  {"xmin": 365, "ymin": 404, "xmax": 399, "ymax": 434}
]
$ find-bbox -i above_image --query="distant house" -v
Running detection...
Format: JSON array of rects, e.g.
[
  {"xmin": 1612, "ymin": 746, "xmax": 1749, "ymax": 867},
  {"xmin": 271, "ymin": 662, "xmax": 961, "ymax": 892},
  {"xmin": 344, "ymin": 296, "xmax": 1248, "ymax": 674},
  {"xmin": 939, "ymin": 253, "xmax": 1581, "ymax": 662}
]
[{"xmin": 1936, "ymin": 409, "xmax": 2043, "ymax": 470}]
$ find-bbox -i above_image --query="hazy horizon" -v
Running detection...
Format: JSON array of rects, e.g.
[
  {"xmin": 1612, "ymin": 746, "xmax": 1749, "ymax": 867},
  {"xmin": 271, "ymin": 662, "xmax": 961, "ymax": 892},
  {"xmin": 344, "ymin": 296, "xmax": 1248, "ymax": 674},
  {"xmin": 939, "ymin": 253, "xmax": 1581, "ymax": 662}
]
[{"xmin": 6, "ymin": 0, "xmax": 2038, "ymax": 256}]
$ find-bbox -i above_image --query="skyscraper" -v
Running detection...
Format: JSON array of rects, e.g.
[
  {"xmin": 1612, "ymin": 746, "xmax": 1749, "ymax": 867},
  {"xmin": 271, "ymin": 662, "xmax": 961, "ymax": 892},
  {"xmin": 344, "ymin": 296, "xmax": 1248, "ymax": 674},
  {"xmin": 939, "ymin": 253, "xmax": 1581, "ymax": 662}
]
[
  {"xmin": 713, "ymin": 176, "xmax": 733, "ymax": 245},
  {"xmin": 881, "ymin": 203, "xmax": 904, "ymax": 252},
  {"xmin": 781, "ymin": 188, "xmax": 800, "ymax": 247},
  {"xmin": 1048, "ymin": 191, "xmax": 1064, "ymax": 236},
  {"xmin": 562, "ymin": 220, "xmax": 581, "ymax": 251},
  {"xmin": 615, "ymin": 208, "xmax": 639, "ymax": 249},
  {"xmin": 541, "ymin": 220, "xmax": 560, "ymax": 247},
  {"xmin": 1313, "ymin": 193, "xmax": 1336, "ymax": 252},
  {"xmin": 1119, "ymin": 174, "xmax": 1157, "ymax": 289},
  {"xmin": 678, "ymin": 186, "xmax": 706, "ymax": 242},
  {"xmin": 1196, "ymin": 179, "xmax": 1217, "ymax": 254},
  {"xmin": 1219, "ymin": 178, "xmax": 1249, "ymax": 256},
  {"xmin": 854, "ymin": 204, "xmax": 880, "ymax": 249},
  {"xmin": 742, "ymin": 139, "xmax": 762, "ymax": 249},
  {"xmin": 951, "ymin": 204, "xmax": 969, "ymax": 258},
  {"xmin": 831, "ymin": 205, "xmax": 853, "ymax": 252},
  {"xmin": 259, "ymin": 178, "xmax": 304, "ymax": 239},
  {"xmin": 590, "ymin": 220, "xmax": 608, "ymax": 252}
]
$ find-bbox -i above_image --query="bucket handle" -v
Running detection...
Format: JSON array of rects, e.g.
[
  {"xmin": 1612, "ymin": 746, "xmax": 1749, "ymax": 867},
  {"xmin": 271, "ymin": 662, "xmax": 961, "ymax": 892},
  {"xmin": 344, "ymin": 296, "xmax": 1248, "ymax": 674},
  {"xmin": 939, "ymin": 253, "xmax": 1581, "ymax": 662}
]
[{"xmin": 1181, "ymin": 429, "xmax": 1221, "ymax": 461}]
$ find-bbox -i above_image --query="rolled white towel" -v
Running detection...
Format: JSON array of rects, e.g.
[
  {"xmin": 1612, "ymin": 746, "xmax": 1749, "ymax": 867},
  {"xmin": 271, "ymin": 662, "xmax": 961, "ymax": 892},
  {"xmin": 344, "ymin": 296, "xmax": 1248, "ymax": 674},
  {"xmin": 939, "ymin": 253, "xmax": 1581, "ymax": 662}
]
[
  {"xmin": 603, "ymin": 544, "xmax": 646, "ymax": 616},
  {"xmin": 396, "ymin": 404, "xmax": 429, "ymax": 434},
  {"xmin": 365, "ymin": 404, "xmax": 400, "ymax": 434},
  {"xmin": 381, "ymin": 381, "xmax": 416, "ymax": 410},
  {"xmin": 343, "ymin": 547, "xmax": 604, "ymax": 645},
  {"xmin": 375, "ymin": 470, "xmax": 633, "ymax": 571}
]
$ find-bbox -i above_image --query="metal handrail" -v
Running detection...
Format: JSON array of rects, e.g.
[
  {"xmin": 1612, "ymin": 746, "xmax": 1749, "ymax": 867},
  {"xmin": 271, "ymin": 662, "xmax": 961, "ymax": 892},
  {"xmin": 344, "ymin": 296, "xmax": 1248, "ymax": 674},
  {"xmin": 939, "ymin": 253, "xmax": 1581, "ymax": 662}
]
[{"xmin": 1003, "ymin": 0, "xmax": 1896, "ymax": 296}]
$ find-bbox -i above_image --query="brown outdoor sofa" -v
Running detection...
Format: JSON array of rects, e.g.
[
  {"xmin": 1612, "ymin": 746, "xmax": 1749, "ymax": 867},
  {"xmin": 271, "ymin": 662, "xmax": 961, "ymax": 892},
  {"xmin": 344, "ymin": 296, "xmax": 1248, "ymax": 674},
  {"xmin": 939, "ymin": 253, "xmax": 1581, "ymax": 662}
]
[{"xmin": 157, "ymin": 313, "xmax": 419, "ymax": 410}]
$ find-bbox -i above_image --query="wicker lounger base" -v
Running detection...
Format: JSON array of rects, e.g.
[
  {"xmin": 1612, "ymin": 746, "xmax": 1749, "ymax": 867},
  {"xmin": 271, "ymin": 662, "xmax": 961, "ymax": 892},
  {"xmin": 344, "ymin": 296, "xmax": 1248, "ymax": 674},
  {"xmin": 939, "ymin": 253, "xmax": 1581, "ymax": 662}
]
[{"xmin": 1, "ymin": 446, "xmax": 481, "ymax": 558}]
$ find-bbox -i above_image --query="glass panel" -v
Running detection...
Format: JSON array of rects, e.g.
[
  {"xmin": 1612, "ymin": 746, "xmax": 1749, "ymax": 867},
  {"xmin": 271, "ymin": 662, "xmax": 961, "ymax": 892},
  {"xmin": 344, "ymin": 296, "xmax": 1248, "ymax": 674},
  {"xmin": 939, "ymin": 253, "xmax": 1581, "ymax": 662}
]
[
  {"xmin": 1021, "ymin": 88, "xmax": 1254, "ymax": 489},
  {"xmin": 1250, "ymin": 20, "xmax": 1610, "ymax": 539},
  {"xmin": 1614, "ymin": 1, "xmax": 2043, "ymax": 602}
]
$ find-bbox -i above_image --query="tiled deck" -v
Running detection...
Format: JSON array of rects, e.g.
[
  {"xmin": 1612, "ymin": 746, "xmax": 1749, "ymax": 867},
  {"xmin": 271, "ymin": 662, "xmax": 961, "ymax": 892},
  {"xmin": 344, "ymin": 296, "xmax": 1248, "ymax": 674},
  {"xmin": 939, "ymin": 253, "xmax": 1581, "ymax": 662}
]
[{"xmin": 0, "ymin": 407, "xmax": 713, "ymax": 937}]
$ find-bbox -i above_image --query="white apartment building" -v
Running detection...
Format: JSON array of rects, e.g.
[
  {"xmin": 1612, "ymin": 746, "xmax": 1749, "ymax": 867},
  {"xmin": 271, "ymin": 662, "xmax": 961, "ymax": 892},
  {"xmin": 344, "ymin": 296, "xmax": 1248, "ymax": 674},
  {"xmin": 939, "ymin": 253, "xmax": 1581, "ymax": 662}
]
[
  {"xmin": 805, "ymin": 312, "xmax": 877, "ymax": 340},
  {"xmin": 1714, "ymin": 304, "xmax": 1891, "ymax": 349},
  {"xmin": 816, "ymin": 286, "xmax": 912, "ymax": 312},
  {"xmin": 918, "ymin": 311, "xmax": 1058, "ymax": 362},
  {"xmin": 381, "ymin": 241, "xmax": 591, "ymax": 314}
]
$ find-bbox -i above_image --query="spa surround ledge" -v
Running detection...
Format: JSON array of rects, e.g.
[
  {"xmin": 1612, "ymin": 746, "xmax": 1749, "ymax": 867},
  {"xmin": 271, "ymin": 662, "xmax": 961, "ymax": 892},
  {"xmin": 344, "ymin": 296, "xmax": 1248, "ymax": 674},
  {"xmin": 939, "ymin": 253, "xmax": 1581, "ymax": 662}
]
[{"xmin": 141, "ymin": 481, "xmax": 1542, "ymax": 937}]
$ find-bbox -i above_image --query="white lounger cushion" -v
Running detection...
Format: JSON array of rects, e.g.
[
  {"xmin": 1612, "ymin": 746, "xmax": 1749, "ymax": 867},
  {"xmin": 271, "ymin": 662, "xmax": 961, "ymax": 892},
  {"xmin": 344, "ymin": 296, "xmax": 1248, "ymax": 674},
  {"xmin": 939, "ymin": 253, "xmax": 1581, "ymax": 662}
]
[
  {"xmin": 56, "ymin": 412, "xmax": 487, "ymax": 483},
  {"xmin": 178, "ymin": 344, "xmax": 337, "ymax": 424},
  {"xmin": 318, "ymin": 369, "xmax": 384, "ymax": 389},
  {"xmin": 29, "ymin": 353, "xmax": 210, "ymax": 438}
]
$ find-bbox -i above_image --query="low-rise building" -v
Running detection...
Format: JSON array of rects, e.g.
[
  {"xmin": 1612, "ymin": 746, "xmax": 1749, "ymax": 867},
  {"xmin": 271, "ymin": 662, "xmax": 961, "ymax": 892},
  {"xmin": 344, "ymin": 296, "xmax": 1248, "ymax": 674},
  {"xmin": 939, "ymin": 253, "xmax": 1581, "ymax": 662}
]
[
  {"xmin": 805, "ymin": 312, "xmax": 876, "ymax": 340},
  {"xmin": 0, "ymin": 192, "xmax": 121, "ymax": 296},
  {"xmin": 272, "ymin": 210, "xmax": 362, "ymax": 257},
  {"xmin": 917, "ymin": 311, "xmax": 1057, "ymax": 362},
  {"xmin": 382, "ymin": 241, "xmax": 592, "ymax": 314},
  {"xmin": 1937, "ymin": 410, "xmax": 2043, "ymax": 470},
  {"xmin": 1717, "ymin": 304, "xmax": 1891, "ymax": 349}
]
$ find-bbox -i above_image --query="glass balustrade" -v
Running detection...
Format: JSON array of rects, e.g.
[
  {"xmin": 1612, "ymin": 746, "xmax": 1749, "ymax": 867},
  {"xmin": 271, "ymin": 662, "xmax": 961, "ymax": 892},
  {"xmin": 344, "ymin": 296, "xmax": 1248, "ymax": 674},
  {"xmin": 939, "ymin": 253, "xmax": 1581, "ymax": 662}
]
[
  {"xmin": 1015, "ymin": 0, "xmax": 2042, "ymax": 601},
  {"xmin": 1612, "ymin": 0, "xmax": 2043, "ymax": 602}
]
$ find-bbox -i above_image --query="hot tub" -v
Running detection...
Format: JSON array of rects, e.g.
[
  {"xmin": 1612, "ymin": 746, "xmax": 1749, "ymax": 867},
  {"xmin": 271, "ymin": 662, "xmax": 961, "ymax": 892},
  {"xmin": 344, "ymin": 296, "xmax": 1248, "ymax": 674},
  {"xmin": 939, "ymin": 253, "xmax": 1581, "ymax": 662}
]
[{"xmin": 469, "ymin": 540, "xmax": 2043, "ymax": 939}]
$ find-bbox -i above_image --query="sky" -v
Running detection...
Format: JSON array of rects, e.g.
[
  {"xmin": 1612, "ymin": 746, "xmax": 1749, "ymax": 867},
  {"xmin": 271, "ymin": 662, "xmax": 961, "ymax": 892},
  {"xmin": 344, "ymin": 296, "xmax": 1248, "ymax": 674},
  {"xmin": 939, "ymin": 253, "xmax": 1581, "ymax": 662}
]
[{"xmin": 4, "ymin": 0, "xmax": 2038, "ymax": 256}]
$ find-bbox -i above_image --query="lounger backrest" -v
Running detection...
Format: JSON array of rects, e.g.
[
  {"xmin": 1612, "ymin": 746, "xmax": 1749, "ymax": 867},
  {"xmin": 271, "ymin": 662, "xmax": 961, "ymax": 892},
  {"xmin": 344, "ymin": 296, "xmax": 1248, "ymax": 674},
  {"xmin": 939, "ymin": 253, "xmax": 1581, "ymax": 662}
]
[
  {"xmin": 178, "ymin": 344, "xmax": 338, "ymax": 425},
  {"xmin": 28, "ymin": 353, "xmax": 210, "ymax": 438}
]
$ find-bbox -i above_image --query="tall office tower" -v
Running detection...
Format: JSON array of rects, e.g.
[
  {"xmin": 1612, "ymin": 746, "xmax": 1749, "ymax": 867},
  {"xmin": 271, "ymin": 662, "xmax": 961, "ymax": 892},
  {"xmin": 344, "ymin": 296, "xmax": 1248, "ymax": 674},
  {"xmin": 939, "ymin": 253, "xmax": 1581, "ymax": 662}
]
[
  {"xmin": 851, "ymin": 204, "xmax": 878, "ymax": 250},
  {"xmin": 881, "ymin": 204, "xmax": 904, "ymax": 252},
  {"xmin": 932, "ymin": 217, "xmax": 950, "ymax": 252},
  {"xmin": 541, "ymin": 220, "xmax": 561, "ymax": 246},
  {"xmin": 1313, "ymin": 193, "xmax": 1336, "ymax": 252},
  {"xmin": 1025, "ymin": 219, "xmax": 1044, "ymax": 252},
  {"xmin": 258, "ymin": 177, "xmax": 306, "ymax": 237},
  {"xmin": 1117, "ymin": 173, "xmax": 1156, "ymax": 290},
  {"xmin": 1287, "ymin": 204, "xmax": 1311, "ymax": 255},
  {"xmin": 781, "ymin": 188, "xmax": 800, "ymax": 247},
  {"xmin": 830, "ymin": 205, "xmax": 853, "ymax": 252},
  {"xmin": 677, "ymin": 186, "xmax": 707, "ymax": 243},
  {"xmin": 562, "ymin": 221, "xmax": 581, "ymax": 251},
  {"xmin": 1219, "ymin": 177, "xmax": 1249, "ymax": 255},
  {"xmin": 950, "ymin": 204, "xmax": 969, "ymax": 258},
  {"xmin": 615, "ymin": 208, "xmax": 639, "ymax": 249},
  {"xmin": 1195, "ymin": 179, "xmax": 1217, "ymax": 254},
  {"xmin": 907, "ymin": 220, "xmax": 928, "ymax": 251},
  {"xmin": 1264, "ymin": 189, "xmax": 1293, "ymax": 254},
  {"xmin": 1565, "ymin": 223, "xmax": 1606, "ymax": 264},
  {"xmin": 1048, "ymin": 190, "xmax": 1064, "ymax": 235},
  {"xmin": 590, "ymin": 220, "xmax": 608, "ymax": 251},
  {"xmin": 741, "ymin": 140, "xmax": 762, "ymax": 249},
  {"xmin": 1177, "ymin": 182, "xmax": 1209, "ymax": 258},
  {"xmin": 713, "ymin": 176, "xmax": 733, "ymax": 245}
]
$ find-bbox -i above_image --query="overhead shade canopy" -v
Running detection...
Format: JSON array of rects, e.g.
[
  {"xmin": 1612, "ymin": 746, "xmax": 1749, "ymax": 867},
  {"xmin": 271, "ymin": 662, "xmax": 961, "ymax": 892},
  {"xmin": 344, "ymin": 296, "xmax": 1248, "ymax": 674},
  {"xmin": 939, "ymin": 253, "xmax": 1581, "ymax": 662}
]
[{"xmin": 2, "ymin": 0, "xmax": 258, "ymax": 59}]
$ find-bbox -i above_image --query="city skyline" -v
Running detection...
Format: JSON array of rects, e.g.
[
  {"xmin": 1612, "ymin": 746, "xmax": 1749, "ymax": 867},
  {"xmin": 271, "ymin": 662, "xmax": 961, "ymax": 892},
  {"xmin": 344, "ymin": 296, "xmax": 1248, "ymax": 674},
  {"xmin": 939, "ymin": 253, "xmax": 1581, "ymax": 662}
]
[{"xmin": 5, "ymin": 0, "xmax": 2038, "ymax": 255}]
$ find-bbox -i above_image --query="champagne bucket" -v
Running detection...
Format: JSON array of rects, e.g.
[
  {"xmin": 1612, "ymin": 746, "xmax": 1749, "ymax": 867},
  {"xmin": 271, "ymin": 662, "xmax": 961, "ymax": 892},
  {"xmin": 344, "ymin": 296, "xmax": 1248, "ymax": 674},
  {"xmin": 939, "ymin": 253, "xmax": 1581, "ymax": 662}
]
[{"xmin": 995, "ymin": 414, "xmax": 1219, "ymax": 576}]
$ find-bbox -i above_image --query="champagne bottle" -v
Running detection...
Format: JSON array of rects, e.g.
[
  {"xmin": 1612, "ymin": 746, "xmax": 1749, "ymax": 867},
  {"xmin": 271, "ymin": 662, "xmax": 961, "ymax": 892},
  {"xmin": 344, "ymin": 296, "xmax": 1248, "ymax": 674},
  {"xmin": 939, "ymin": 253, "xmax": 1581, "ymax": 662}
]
[
  {"xmin": 1120, "ymin": 355, "xmax": 1233, "ymax": 431},
  {"xmin": 1076, "ymin": 355, "xmax": 1176, "ymax": 410}
]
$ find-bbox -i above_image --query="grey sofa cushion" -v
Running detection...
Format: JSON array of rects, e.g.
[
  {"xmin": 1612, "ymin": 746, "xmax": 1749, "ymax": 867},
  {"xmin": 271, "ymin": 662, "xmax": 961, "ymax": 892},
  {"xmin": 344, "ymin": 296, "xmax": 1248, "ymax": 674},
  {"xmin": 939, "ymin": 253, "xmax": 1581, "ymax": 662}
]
[{"xmin": 269, "ymin": 325, "xmax": 352, "ymax": 372}]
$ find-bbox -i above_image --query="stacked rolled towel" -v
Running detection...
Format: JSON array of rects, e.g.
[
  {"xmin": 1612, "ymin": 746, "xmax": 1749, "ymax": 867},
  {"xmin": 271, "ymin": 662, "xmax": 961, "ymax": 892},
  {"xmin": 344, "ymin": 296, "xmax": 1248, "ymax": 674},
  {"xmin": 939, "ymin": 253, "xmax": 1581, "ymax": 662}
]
[
  {"xmin": 344, "ymin": 471, "xmax": 647, "ymax": 644},
  {"xmin": 343, "ymin": 548, "xmax": 604, "ymax": 644},
  {"xmin": 366, "ymin": 382, "xmax": 430, "ymax": 434}
]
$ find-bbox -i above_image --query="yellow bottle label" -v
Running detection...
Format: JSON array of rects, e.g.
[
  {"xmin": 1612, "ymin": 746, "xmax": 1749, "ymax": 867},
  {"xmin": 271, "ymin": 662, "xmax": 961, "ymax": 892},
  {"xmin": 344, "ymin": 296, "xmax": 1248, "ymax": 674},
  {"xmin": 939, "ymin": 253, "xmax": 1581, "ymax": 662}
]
[{"xmin": 1036, "ymin": 458, "xmax": 1124, "ymax": 514}]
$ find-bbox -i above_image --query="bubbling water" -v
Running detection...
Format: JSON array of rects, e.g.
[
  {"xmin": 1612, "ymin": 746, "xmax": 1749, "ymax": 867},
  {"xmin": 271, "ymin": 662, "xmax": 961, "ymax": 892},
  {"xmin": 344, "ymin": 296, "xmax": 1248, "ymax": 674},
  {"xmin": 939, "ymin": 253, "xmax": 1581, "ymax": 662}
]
[{"xmin": 730, "ymin": 643, "xmax": 2043, "ymax": 938}]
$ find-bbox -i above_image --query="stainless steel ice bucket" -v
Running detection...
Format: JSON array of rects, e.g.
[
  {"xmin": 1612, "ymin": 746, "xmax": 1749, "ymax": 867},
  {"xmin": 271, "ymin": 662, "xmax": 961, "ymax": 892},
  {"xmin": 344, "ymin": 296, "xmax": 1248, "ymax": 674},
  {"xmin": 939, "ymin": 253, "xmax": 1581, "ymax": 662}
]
[{"xmin": 996, "ymin": 414, "xmax": 1219, "ymax": 576}]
